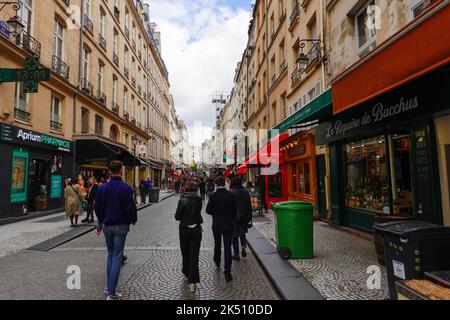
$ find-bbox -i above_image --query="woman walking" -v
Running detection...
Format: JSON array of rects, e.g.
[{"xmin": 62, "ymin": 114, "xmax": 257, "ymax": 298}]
[
  {"xmin": 64, "ymin": 178, "xmax": 84, "ymax": 227},
  {"xmin": 82, "ymin": 177, "xmax": 99, "ymax": 223},
  {"xmin": 175, "ymin": 182, "xmax": 203, "ymax": 293}
]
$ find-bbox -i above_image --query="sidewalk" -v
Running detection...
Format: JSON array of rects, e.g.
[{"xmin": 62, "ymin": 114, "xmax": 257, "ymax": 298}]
[
  {"xmin": 0, "ymin": 190, "xmax": 176, "ymax": 258},
  {"xmin": 251, "ymin": 210, "xmax": 390, "ymax": 300}
]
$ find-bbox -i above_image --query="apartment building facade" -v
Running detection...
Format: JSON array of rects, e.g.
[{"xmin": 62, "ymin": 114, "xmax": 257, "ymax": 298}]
[{"xmin": 0, "ymin": 0, "xmax": 173, "ymax": 220}]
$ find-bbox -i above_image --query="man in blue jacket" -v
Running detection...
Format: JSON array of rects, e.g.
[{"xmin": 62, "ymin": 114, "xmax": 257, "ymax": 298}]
[
  {"xmin": 95, "ymin": 160, "xmax": 136, "ymax": 300},
  {"xmin": 206, "ymin": 176, "xmax": 237, "ymax": 282}
]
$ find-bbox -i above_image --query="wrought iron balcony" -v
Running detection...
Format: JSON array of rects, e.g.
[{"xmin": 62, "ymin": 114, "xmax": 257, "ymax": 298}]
[
  {"xmin": 14, "ymin": 31, "xmax": 41, "ymax": 57},
  {"xmin": 289, "ymin": 3, "xmax": 299, "ymax": 29},
  {"xmin": 81, "ymin": 78, "xmax": 94, "ymax": 96},
  {"xmin": 291, "ymin": 68, "xmax": 303, "ymax": 85},
  {"xmin": 112, "ymin": 102, "xmax": 120, "ymax": 114},
  {"xmin": 52, "ymin": 55, "xmax": 70, "ymax": 80},
  {"xmin": 50, "ymin": 120, "xmax": 63, "ymax": 132},
  {"xmin": 99, "ymin": 34, "xmax": 107, "ymax": 51},
  {"xmin": 14, "ymin": 107, "xmax": 30, "ymax": 123},
  {"xmin": 138, "ymin": 51, "xmax": 142, "ymax": 60},
  {"xmin": 96, "ymin": 90, "xmax": 107, "ymax": 105},
  {"xmin": 84, "ymin": 14, "xmax": 94, "ymax": 34},
  {"xmin": 113, "ymin": 52, "xmax": 119, "ymax": 66},
  {"xmin": 280, "ymin": 60, "xmax": 287, "ymax": 73},
  {"xmin": 124, "ymin": 67, "xmax": 129, "ymax": 79}
]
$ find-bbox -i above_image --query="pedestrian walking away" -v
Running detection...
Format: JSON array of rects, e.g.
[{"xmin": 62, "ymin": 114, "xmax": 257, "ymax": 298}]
[
  {"xmin": 82, "ymin": 177, "xmax": 99, "ymax": 224},
  {"xmin": 206, "ymin": 176, "xmax": 237, "ymax": 282},
  {"xmin": 198, "ymin": 179, "xmax": 206, "ymax": 202},
  {"xmin": 139, "ymin": 180, "xmax": 147, "ymax": 204},
  {"xmin": 94, "ymin": 161, "xmax": 137, "ymax": 300},
  {"xmin": 230, "ymin": 177, "xmax": 253, "ymax": 261},
  {"xmin": 64, "ymin": 178, "xmax": 84, "ymax": 227},
  {"xmin": 175, "ymin": 181, "xmax": 203, "ymax": 293}
]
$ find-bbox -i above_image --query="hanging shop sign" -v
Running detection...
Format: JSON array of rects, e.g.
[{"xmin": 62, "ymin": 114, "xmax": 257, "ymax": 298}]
[
  {"xmin": 0, "ymin": 124, "xmax": 72, "ymax": 153},
  {"xmin": 0, "ymin": 20, "xmax": 9, "ymax": 39},
  {"xmin": 11, "ymin": 148, "xmax": 29, "ymax": 204},
  {"xmin": 287, "ymin": 144, "xmax": 307, "ymax": 159},
  {"xmin": 316, "ymin": 67, "xmax": 450, "ymax": 145}
]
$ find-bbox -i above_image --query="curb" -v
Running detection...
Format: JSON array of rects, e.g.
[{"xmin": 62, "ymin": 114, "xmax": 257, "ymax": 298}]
[{"xmin": 246, "ymin": 228, "xmax": 323, "ymax": 300}]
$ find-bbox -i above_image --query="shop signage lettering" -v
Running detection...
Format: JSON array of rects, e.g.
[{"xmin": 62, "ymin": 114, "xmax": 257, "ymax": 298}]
[
  {"xmin": 0, "ymin": 124, "xmax": 72, "ymax": 153},
  {"xmin": 288, "ymin": 144, "xmax": 307, "ymax": 158},
  {"xmin": 325, "ymin": 96, "xmax": 419, "ymax": 139}
]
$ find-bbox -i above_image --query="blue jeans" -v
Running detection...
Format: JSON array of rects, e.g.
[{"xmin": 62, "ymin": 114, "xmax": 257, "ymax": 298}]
[{"xmin": 103, "ymin": 224, "xmax": 129, "ymax": 296}]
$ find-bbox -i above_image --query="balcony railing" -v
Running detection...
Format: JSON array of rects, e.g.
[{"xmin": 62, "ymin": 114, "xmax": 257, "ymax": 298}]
[
  {"xmin": 112, "ymin": 102, "xmax": 119, "ymax": 114},
  {"xmin": 125, "ymin": 27, "xmax": 129, "ymax": 39},
  {"xmin": 289, "ymin": 3, "xmax": 299, "ymax": 29},
  {"xmin": 14, "ymin": 31, "xmax": 41, "ymax": 57},
  {"xmin": 113, "ymin": 52, "xmax": 119, "ymax": 66},
  {"xmin": 81, "ymin": 78, "xmax": 94, "ymax": 96},
  {"xmin": 124, "ymin": 67, "xmax": 129, "ymax": 79},
  {"xmin": 138, "ymin": 51, "xmax": 142, "ymax": 60},
  {"xmin": 14, "ymin": 107, "xmax": 30, "ymax": 123},
  {"xmin": 52, "ymin": 55, "xmax": 70, "ymax": 80},
  {"xmin": 84, "ymin": 14, "xmax": 94, "ymax": 34},
  {"xmin": 96, "ymin": 90, "xmax": 107, "ymax": 105},
  {"xmin": 99, "ymin": 34, "xmax": 107, "ymax": 51},
  {"xmin": 50, "ymin": 120, "xmax": 63, "ymax": 132},
  {"xmin": 291, "ymin": 68, "xmax": 303, "ymax": 85},
  {"xmin": 280, "ymin": 60, "xmax": 287, "ymax": 73}
]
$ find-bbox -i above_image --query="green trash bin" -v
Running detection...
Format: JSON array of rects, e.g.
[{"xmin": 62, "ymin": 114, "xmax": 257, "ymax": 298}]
[{"xmin": 272, "ymin": 201, "xmax": 314, "ymax": 259}]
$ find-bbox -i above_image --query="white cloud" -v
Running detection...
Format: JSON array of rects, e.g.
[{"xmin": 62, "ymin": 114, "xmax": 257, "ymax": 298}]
[{"xmin": 145, "ymin": 0, "xmax": 251, "ymax": 148}]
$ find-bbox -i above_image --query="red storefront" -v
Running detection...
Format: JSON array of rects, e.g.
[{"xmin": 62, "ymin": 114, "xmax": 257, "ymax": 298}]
[{"xmin": 237, "ymin": 133, "xmax": 289, "ymax": 208}]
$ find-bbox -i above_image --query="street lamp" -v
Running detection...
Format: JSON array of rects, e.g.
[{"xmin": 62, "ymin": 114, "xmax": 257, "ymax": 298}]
[
  {"xmin": 0, "ymin": 2, "xmax": 24, "ymax": 35},
  {"xmin": 131, "ymin": 135, "xmax": 139, "ymax": 197}
]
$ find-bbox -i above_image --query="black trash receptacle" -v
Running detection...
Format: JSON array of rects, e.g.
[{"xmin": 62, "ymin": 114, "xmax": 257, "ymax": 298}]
[
  {"xmin": 149, "ymin": 188, "xmax": 160, "ymax": 203},
  {"xmin": 374, "ymin": 220, "xmax": 450, "ymax": 300}
]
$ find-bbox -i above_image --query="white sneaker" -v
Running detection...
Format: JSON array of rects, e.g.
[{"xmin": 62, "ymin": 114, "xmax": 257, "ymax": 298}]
[
  {"xmin": 189, "ymin": 284, "xmax": 196, "ymax": 293},
  {"xmin": 106, "ymin": 292, "xmax": 123, "ymax": 300}
]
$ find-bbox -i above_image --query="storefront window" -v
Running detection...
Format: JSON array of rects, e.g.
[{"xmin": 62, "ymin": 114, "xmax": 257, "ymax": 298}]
[
  {"xmin": 291, "ymin": 163, "xmax": 297, "ymax": 192},
  {"xmin": 298, "ymin": 164, "xmax": 304, "ymax": 193},
  {"xmin": 304, "ymin": 162, "xmax": 311, "ymax": 195},
  {"xmin": 345, "ymin": 136, "xmax": 390, "ymax": 213},
  {"xmin": 268, "ymin": 172, "xmax": 283, "ymax": 198}
]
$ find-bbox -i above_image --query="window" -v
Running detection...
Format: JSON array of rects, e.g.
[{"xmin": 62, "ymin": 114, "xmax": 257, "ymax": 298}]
[
  {"xmin": 82, "ymin": 48, "xmax": 89, "ymax": 79},
  {"xmin": 345, "ymin": 136, "xmax": 389, "ymax": 213},
  {"xmin": 98, "ymin": 62, "xmax": 104, "ymax": 92},
  {"xmin": 113, "ymin": 29, "xmax": 118, "ymax": 54},
  {"xmin": 95, "ymin": 115, "xmax": 104, "ymax": 135},
  {"xmin": 14, "ymin": 82, "xmax": 29, "ymax": 122},
  {"xmin": 50, "ymin": 95, "xmax": 62, "ymax": 132},
  {"xmin": 356, "ymin": 0, "xmax": 377, "ymax": 55},
  {"xmin": 18, "ymin": 0, "xmax": 33, "ymax": 34},
  {"xmin": 81, "ymin": 107, "xmax": 89, "ymax": 134},
  {"xmin": 112, "ymin": 76, "xmax": 117, "ymax": 104},
  {"xmin": 123, "ymin": 87, "xmax": 128, "ymax": 112},
  {"xmin": 99, "ymin": 9, "xmax": 105, "ymax": 36},
  {"xmin": 125, "ymin": 7, "xmax": 129, "ymax": 27},
  {"xmin": 408, "ymin": 0, "xmax": 439, "ymax": 19},
  {"xmin": 84, "ymin": 0, "xmax": 91, "ymax": 18},
  {"xmin": 53, "ymin": 19, "xmax": 64, "ymax": 59}
]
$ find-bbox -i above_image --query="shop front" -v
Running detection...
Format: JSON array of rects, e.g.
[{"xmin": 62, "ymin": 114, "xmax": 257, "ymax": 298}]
[
  {"xmin": 0, "ymin": 124, "xmax": 73, "ymax": 219},
  {"xmin": 281, "ymin": 132, "xmax": 317, "ymax": 205},
  {"xmin": 316, "ymin": 65, "xmax": 450, "ymax": 232},
  {"xmin": 74, "ymin": 136, "xmax": 140, "ymax": 185}
]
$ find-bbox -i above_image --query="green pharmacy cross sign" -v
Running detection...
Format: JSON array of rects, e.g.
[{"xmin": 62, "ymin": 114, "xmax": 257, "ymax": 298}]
[{"xmin": 0, "ymin": 57, "xmax": 51, "ymax": 93}]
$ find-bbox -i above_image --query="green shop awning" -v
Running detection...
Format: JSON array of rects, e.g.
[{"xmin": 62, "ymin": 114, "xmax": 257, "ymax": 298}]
[{"xmin": 272, "ymin": 88, "xmax": 332, "ymax": 133}]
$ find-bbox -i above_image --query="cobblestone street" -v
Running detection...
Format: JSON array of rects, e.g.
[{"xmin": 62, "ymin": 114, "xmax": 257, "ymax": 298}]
[{"xmin": 0, "ymin": 196, "xmax": 279, "ymax": 300}]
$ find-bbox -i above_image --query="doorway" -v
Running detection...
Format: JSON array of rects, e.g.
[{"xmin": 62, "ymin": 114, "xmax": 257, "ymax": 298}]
[
  {"xmin": 28, "ymin": 158, "xmax": 50, "ymax": 212},
  {"xmin": 316, "ymin": 155, "xmax": 327, "ymax": 220}
]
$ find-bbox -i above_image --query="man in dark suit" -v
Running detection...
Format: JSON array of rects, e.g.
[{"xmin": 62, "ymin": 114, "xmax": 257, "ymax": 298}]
[{"xmin": 206, "ymin": 176, "xmax": 237, "ymax": 282}]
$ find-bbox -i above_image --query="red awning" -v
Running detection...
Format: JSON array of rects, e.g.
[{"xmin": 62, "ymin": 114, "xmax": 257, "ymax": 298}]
[
  {"xmin": 236, "ymin": 133, "xmax": 289, "ymax": 174},
  {"xmin": 331, "ymin": 2, "xmax": 450, "ymax": 115}
]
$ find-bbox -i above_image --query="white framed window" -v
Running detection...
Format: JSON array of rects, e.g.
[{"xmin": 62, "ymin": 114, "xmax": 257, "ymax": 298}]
[
  {"xmin": 123, "ymin": 87, "xmax": 128, "ymax": 112},
  {"xmin": 113, "ymin": 29, "xmax": 118, "ymax": 54},
  {"xmin": 99, "ymin": 9, "xmax": 106, "ymax": 36},
  {"xmin": 53, "ymin": 19, "xmax": 64, "ymax": 59},
  {"xmin": 355, "ymin": 0, "xmax": 377, "ymax": 56},
  {"xmin": 82, "ymin": 48, "xmax": 89, "ymax": 79},
  {"xmin": 50, "ymin": 95, "xmax": 62, "ymax": 131},
  {"xmin": 407, "ymin": 0, "xmax": 438, "ymax": 20},
  {"xmin": 18, "ymin": 0, "xmax": 33, "ymax": 34},
  {"xmin": 84, "ymin": 0, "xmax": 91, "ymax": 18},
  {"xmin": 14, "ymin": 82, "xmax": 29, "ymax": 122},
  {"xmin": 112, "ymin": 76, "xmax": 117, "ymax": 104},
  {"xmin": 98, "ymin": 63, "xmax": 104, "ymax": 92}
]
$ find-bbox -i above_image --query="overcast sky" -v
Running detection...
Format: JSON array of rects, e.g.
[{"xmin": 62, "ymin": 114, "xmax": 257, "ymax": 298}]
[{"xmin": 145, "ymin": 0, "xmax": 253, "ymax": 147}]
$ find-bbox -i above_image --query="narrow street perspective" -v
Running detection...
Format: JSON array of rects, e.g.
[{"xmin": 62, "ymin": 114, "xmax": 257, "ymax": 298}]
[{"xmin": 0, "ymin": 0, "xmax": 450, "ymax": 305}]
